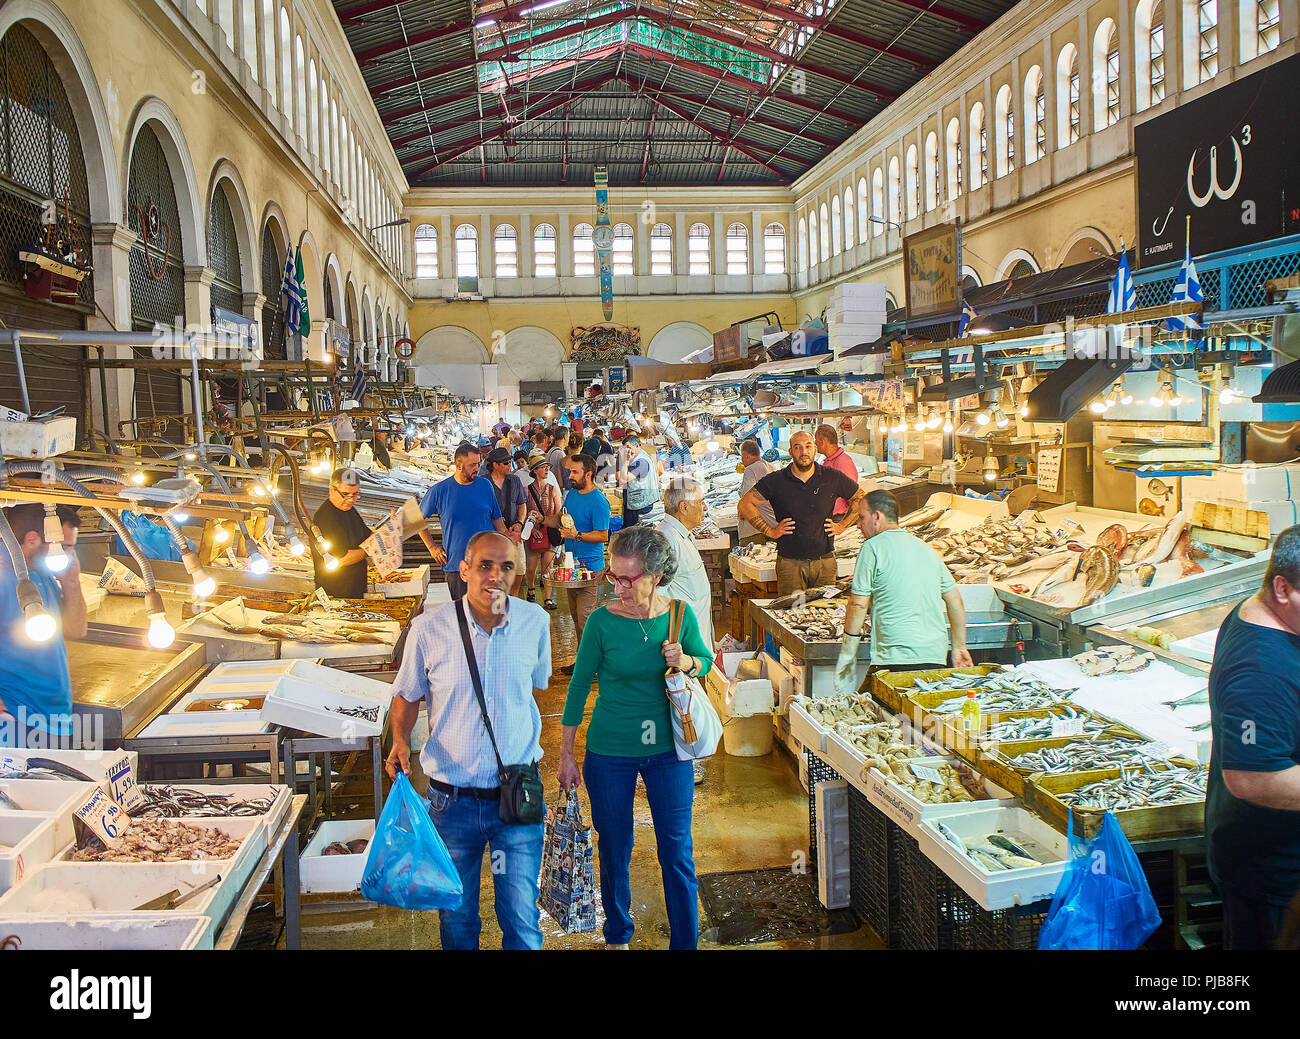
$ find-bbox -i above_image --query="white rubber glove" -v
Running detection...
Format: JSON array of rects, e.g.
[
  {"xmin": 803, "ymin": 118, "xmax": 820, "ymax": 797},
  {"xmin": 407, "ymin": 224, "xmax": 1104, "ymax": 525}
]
[{"xmin": 834, "ymin": 633, "xmax": 862, "ymax": 697}]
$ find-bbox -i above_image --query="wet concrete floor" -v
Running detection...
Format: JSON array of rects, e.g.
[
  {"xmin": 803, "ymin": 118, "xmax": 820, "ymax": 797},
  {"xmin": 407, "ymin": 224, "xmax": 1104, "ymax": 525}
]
[{"xmin": 297, "ymin": 594, "xmax": 883, "ymax": 950}]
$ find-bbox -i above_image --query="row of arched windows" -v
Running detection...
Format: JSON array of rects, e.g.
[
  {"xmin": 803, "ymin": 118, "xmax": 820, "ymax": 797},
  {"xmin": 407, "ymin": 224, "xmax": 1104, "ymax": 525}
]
[
  {"xmin": 795, "ymin": 0, "xmax": 1282, "ymax": 273},
  {"xmin": 413, "ymin": 222, "xmax": 789, "ymax": 278},
  {"xmin": 195, "ymin": 0, "xmax": 405, "ymax": 279}
]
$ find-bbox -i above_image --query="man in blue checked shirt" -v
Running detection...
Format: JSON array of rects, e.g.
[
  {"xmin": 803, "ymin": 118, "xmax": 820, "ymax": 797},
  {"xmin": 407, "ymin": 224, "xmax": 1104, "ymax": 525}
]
[{"xmin": 386, "ymin": 530, "xmax": 551, "ymax": 950}]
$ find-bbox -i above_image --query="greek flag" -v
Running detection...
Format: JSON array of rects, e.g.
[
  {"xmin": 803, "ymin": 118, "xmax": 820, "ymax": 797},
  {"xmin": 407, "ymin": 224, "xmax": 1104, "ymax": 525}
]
[
  {"xmin": 1107, "ymin": 248, "xmax": 1136, "ymax": 313},
  {"xmin": 1166, "ymin": 245, "xmax": 1203, "ymax": 332},
  {"xmin": 281, "ymin": 248, "xmax": 304, "ymax": 335},
  {"xmin": 350, "ymin": 367, "xmax": 369, "ymax": 403},
  {"xmin": 958, "ymin": 299, "xmax": 977, "ymax": 337}
]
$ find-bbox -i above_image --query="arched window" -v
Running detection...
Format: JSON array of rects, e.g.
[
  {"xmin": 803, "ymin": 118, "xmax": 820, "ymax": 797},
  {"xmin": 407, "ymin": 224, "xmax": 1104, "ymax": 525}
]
[
  {"xmin": 906, "ymin": 145, "xmax": 919, "ymax": 219},
  {"xmin": 321, "ymin": 82, "xmax": 331, "ymax": 179},
  {"xmin": 830, "ymin": 195, "xmax": 842, "ymax": 255},
  {"xmin": 688, "ymin": 222, "xmax": 711, "ymax": 274},
  {"xmin": 1024, "ymin": 66, "xmax": 1045, "ymax": 162},
  {"xmin": 1136, "ymin": 1, "xmax": 1167, "ymax": 110},
  {"xmin": 888, "ymin": 156, "xmax": 901, "ymax": 225},
  {"xmin": 871, "ymin": 168, "xmax": 884, "ymax": 234},
  {"xmin": 1193, "ymin": 0, "xmax": 1218, "ymax": 86},
  {"xmin": 278, "ymin": 7, "xmax": 292, "ymax": 119},
  {"xmin": 533, "ymin": 223, "xmax": 557, "ymax": 277},
  {"xmin": 1093, "ymin": 20, "xmax": 1120, "ymax": 131},
  {"xmin": 308, "ymin": 58, "xmax": 319, "ymax": 158},
  {"xmin": 454, "ymin": 224, "xmax": 478, "ymax": 281},
  {"xmin": 1057, "ymin": 44, "xmax": 1080, "ymax": 147},
  {"xmin": 725, "ymin": 223, "xmax": 749, "ymax": 274},
  {"xmin": 797, "ymin": 217, "xmax": 808, "ymax": 272},
  {"xmin": 339, "ymin": 115, "xmax": 349, "ymax": 201},
  {"xmin": 293, "ymin": 35, "xmax": 306, "ymax": 140},
  {"xmin": 969, "ymin": 103, "xmax": 987, "ymax": 189},
  {"xmin": 494, "ymin": 224, "xmax": 517, "ymax": 278},
  {"xmin": 572, "ymin": 223, "xmax": 595, "ymax": 276},
  {"xmin": 856, "ymin": 178, "xmax": 868, "ymax": 243},
  {"xmin": 1007, "ymin": 258, "xmax": 1037, "ymax": 280},
  {"xmin": 995, "ymin": 85, "xmax": 1015, "ymax": 177},
  {"xmin": 808, "ymin": 211, "xmax": 818, "ymax": 267},
  {"xmin": 329, "ymin": 99, "xmax": 339, "ymax": 185},
  {"xmin": 649, "ymin": 223, "xmax": 672, "ymax": 275},
  {"xmin": 925, "ymin": 132, "xmax": 939, "ymax": 211},
  {"xmin": 414, "ymin": 224, "xmax": 437, "ymax": 278},
  {"xmin": 843, "ymin": 188, "xmax": 854, "ymax": 250},
  {"xmin": 261, "ymin": 0, "xmax": 276, "ymax": 100},
  {"xmin": 818, "ymin": 203, "xmax": 829, "ymax": 257},
  {"xmin": 612, "ymin": 223, "xmax": 634, "ymax": 275},
  {"xmin": 946, "ymin": 118, "xmax": 962, "ymax": 200},
  {"xmin": 260, "ymin": 225, "xmax": 285, "ymax": 358},
  {"xmin": 764, "ymin": 223, "xmax": 787, "ymax": 275}
]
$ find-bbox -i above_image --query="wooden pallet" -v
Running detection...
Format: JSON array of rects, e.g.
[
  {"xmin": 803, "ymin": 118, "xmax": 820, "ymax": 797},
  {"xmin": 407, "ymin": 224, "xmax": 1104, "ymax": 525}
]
[{"xmin": 1191, "ymin": 499, "xmax": 1271, "ymax": 539}]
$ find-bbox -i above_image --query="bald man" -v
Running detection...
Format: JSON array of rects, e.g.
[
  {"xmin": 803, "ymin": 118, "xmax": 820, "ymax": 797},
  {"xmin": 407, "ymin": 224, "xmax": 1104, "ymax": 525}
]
[{"xmin": 738, "ymin": 431, "xmax": 866, "ymax": 595}]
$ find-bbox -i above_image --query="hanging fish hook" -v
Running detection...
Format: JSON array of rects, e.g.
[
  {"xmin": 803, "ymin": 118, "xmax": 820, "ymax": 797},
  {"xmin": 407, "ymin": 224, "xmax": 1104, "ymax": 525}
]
[{"xmin": 1152, "ymin": 206, "xmax": 1174, "ymax": 238}]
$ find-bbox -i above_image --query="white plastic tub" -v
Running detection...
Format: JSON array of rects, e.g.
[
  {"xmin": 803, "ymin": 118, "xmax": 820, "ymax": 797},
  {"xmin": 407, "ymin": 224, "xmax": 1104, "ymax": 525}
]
[
  {"xmin": 301, "ymin": 819, "xmax": 375, "ymax": 894},
  {"xmin": 859, "ymin": 754, "xmax": 1012, "ymax": 835},
  {"xmin": 0, "ymin": 814, "xmax": 59, "ymax": 893},
  {"xmin": 916, "ymin": 804, "xmax": 1070, "ymax": 910},
  {"xmin": 0, "ymin": 913, "xmax": 213, "ymax": 949},
  {"xmin": 136, "ymin": 783, "xmax": 293, "ymax": 842},
  {"xmin": 0, "ymin": 861, "xmax": 223, "ymax": 918},
  {"xmin": 0, "ymin": 750, "xmax": 138, "ymax": 791},
  {"xmin": 260, "ymin": 678, "xmax": 386, "ymax": 739},
  {"xmin": 0, "ymin": 779, "xmax": 99, "ymax": 849}
]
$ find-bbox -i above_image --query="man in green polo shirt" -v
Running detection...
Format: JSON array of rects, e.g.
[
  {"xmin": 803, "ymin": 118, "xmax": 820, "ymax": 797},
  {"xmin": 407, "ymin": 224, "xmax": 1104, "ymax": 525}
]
[{"xmin": 833, "ymin": 489, "xmax": 971, "ymax": 695}]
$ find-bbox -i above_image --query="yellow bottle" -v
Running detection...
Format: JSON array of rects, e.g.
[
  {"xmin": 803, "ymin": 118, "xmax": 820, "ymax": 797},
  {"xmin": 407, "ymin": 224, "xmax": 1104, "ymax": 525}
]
[{"xmin": 961, "ymin": 691, "xmax": 981, "ymax": 738}]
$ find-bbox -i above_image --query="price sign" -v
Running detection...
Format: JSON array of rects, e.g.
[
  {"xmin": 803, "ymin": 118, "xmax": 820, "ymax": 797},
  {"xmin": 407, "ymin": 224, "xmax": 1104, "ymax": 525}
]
[
  {"xmin": 1051, "ymin": 716, "xmax": 1086, "ymax": 737},
  {"xmin": 1136, "ymin": 741, "xmax": 1176, "ymax": 761},
  {"xmin": 362, "ymin": 512, "xmax": 404, "ymax": 578},
  {"xmin": 1036, "ymin": 447, "xmax": 1063, "ymax": 493},
  {"xmin": 106, "ymin": 755, "xmax": 145, "ymax": 812},
  {"xmin": 71, "ymin": 787, "xmax": 129, "ymax": 851},
  {"xmin": 909, "ymin": 762, "xmax": 946, "ymax": 784}
]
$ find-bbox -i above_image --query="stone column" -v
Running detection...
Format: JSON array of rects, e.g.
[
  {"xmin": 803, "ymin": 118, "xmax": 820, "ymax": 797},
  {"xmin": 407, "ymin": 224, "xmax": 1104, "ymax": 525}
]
[{"xmin": 87, "ymin": 223, "xmax": 137, "ymax": 440}]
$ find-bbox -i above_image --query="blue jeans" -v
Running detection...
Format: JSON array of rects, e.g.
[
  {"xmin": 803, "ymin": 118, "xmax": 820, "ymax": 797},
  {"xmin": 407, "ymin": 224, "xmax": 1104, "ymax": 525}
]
[
  {"xmin": 1221, "ymin": 888, "xmax": 1290, "ymax": 950},
  {"xmin": 426, "ymin": 787, "xmax": 545, "ymax": 950},
  {"xmin": 583, "ymin": 749, "xmax": 698, "ymax": 949},
  {"xmin": 622, "ymin": 503, "xmax": 654, "ymax": 527}
]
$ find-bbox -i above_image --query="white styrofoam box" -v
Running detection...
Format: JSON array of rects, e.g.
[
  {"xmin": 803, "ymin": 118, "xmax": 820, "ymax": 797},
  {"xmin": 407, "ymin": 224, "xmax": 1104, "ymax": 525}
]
[
  {"xmin": 1182, "ymin": 463, "xmax": 1300, "ymax": 503},
  {"xmin": 1, "ymin": 749, "xmax": 138, "ymax": 792},
  {"xmin": 0, "ymin": 779, "xmax": 99, "ymax": 850},
  {"xmin": 859, "ymin": 754, "xmax": 1011, "ymax": 835},
  {"xmin": 1200, "ymin": 498, "xmax": 1299, "ymax": 536},
  {"xmin": 916, "ymin": 804, "xmax": 1069, "ymax": 910},
  {"xmin": 425, "ymin": 582, "xmax": 453, "ymax": 606},
  {"xmin": 787, "ymin": 701, "xmax": 828, "ymax": 753},
  {"xmin": 828, "ymin": 283, "xmax": 888, "ymax": 308},
  {"xmin": 815, "ymin": 779, "xmax": 851, "ymax": 909},
  {"xmin": 56, "ymin": 815, "xmax": 267, "ymax": 909},
  {"xmin": 0, "ymin": 415, "xmax": 77, "ymax": 458},
  {"xmin": 199, "ymin": 659, "xmax": 299, "ymax": 686},
  {"xmin": 137, "ymin": 713, "xmax": 270, "ymax": 738},
  {"xmin": 280, "ymin": 660, "xmax": 394, "ymax": 704},
  {"xmin": 260, "ymin": 676, "xmax": 386, "ymax": 739},
  {"xmin": 0, "ymin": 913, "xmax": 213, "ymax": 949},
  {"xmin": 0, "ymin": 814, "xmax": 59, "ymax": 893},
  {"xmin": 1169, "ymin": 626, "xmax": 1218, "ymax": 664},
  {"xmin": 706, "ymin": 651, "xmax": 789, "ymax": 718},
  {"xmin": 694, "ymin": 534, "xmax": 731, "ymax": 551},
  {"xmin": 371, "ymin": 564, "xmax": 431, "ymax": 597},
  {"xmin": 0, "ymin": 861, "xmax": 225, "ymax": 919},
  {"xmin": 301, "ymin": 819, "xmax": 375, "ymax": 894},
  {"xmin": 138, "ymin": 782, "xmax": 293, "ymax": 842}
]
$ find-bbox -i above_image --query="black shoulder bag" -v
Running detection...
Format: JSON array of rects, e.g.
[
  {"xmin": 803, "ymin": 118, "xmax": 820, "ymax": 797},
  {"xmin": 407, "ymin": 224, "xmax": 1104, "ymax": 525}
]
[{"xmin": 454, "ymin": 598, "xmax": 545, "ymax": 825}]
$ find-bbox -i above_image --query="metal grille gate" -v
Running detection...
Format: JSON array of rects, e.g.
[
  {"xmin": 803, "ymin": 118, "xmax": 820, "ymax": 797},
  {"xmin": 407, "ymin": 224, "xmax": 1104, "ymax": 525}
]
[
  {"xmin": 0, "ymin": 25, "xmax": 91, "ymax": 417},
  {"xmin": 127, "ymin": 123, "xmax": 185, "ymax": 439},
  {"xmin": 260, "ymin": 224, "xmax": 285, "ymax": 360}
]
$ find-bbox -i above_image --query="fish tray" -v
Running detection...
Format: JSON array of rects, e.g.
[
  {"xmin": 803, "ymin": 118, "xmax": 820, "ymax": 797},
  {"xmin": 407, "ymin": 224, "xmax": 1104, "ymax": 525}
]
[
  {"xmin": 135, "ymin": 783, "xmax": 293, "ymax": 844},
  {"xmin": 870, "ymin": 664, "xmax": 1002, "ymax": 714},
  {"xmin": 0, "ymin": 779, "xmax": 100, "ymax": 852},
  {"xmin": 907, "ymin": 698, "xmax": 1104, "ymax": 768},
  {"xmin": 976, "ymin": 732, "xmax": 1188, "ymax": 800},
  {"xmin": 787, "ymin": 701, "xmax": 829, "ymax": 754},
  {"xmin": 0, "ymin": 814, "xmax": 60, "ymax": 894},
  {"xmin": 260, "ymin": 677, "xmax": 387, "ymax": 739},
  {"xmin": 915, "ymin": 804, "xmax": 1070, "ymax": 912},
  {"xmin": 0, "ymin": 912, "xmax": 213, "ymax": 949},
  {"xmin": 301, "ymin": 819, "xmax": 376, "ymax": 895},
  {"xmin": 1024, "ymin": 766, "xmax": 1205, "ymax": 841},
  {"xmin": 858, "ymin": 752, "xmax": 1011, "ymax": 836}
]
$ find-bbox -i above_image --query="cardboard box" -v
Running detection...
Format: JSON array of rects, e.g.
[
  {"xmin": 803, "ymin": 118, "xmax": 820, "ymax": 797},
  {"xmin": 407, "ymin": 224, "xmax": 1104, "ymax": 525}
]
[
  {"xmin": 705, "ymin": 651, "xmax": 790, "ymax": 718},
  {"xmin": 1182, "ymin": 464, "xmax": 1300, "ymax": 503},
  {"xmin": 0, "ymin": 416, "xmax": 77, "ymax": 458}
]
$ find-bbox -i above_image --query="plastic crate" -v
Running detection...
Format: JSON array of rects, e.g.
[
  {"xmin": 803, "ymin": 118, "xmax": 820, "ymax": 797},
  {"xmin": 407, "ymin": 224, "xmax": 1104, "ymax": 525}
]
[
  {"xmin": 805, "ymin": 750, "xmax": 841, "ymax": 867},
  {"xmin": 897, "ymin": 841, "xmax": 989, "ymax": 950},
  {"xmin": 847, "ymin": 786, "xmax": 905, "ymax": 948},
  {"xmin": 981, "ymin": 900, "xmax": 1052, "ymax": 949}
]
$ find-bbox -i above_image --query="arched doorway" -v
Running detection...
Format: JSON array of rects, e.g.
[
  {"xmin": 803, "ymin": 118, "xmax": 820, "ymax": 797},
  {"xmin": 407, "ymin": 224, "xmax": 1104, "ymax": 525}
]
[
  {"xmin": 0, "ymin": 22, "xmax": 95, "ymax": 418},
  {"xmin": 260, "ymin": 218, "xmax": 286, "ymax": 360}
]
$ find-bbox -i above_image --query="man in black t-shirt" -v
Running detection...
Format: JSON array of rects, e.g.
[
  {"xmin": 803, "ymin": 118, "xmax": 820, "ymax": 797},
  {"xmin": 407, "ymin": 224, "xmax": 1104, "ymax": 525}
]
[
  {"xmin": 737, "ymin": 430, "xmax": 864, "ymax": 595},
  {"xmin": 311, "ymin": 467, "xmax": 379, "ymax": 599},
  {"xmin": 1207, "ymin": 524, "xmax": 1300, "ymax": 950}
]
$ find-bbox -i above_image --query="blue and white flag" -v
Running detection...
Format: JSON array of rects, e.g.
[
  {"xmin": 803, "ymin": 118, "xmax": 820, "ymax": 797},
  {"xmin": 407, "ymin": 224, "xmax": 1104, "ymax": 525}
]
[
  {"xmin": 1166, "ymin": 245, "xmax": 1203, "ymax": 332},
  {"xmin": 1107, "ymin": 248, "xmax": 1136, "ymax": 313},
  {"xmin": 350, "ymin": 367, "xmax": 369, "ymax": 403},
  {"xmin": 958, "ymin": 299, "xmax": 977, "ymax": 337},
  {"xmin": 281, "ymin": 249, "xmax": 304, "ymax": 336}
]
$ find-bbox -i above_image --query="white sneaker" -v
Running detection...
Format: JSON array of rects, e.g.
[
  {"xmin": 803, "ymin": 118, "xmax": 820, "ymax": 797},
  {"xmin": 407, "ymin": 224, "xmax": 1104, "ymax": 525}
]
[{"xmin": 693, "ymin": 760, "xmax": 705, "ymax": 785}]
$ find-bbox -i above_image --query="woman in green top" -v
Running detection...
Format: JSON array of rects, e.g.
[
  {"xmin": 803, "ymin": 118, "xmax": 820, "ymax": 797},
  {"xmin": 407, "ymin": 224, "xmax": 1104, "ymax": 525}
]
[{"xmin": 558, "ymin": 525, "xmax": 714, "ymax": 949}]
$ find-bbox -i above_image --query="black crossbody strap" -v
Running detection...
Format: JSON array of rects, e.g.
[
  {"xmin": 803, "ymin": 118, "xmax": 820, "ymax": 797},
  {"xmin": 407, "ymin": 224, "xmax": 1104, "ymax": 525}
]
[{"xmin": 454, "ymin": 598, "xmax": 506, "ymax": 774}]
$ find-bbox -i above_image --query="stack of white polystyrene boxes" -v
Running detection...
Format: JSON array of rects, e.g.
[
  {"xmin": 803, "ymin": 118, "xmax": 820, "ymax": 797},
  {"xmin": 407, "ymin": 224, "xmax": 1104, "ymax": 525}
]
[{"xmin": 826, "ymin": 282, "xmax": 887, "ymax": 361}]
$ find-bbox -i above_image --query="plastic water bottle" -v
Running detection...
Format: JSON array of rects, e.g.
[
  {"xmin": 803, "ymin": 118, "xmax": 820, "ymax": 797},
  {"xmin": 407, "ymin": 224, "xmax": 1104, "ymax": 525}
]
[
  {"xmin": 961, "ymin": 691, "xmax": 980, "ymax": 739},
  {"xmin": 520, "ymin": 512, "xmax": 536, "ymax": 541}
]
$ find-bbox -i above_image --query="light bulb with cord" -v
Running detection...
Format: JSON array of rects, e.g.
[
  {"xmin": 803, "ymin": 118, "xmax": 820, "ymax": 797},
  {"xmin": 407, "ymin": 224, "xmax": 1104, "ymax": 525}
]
[
  {"xmin": 926, "ymin": 407, "xmax": 942, "ymax": 430},
  {"xmin": 942, "ymin": 412, "xmax": 955, "ymax": 434},
  {"xmin": 975, "ymin": 410, "xmax": 991, "ymax": 426},
  {"xmin": 993, "ymin": 408, "xmax": 1009, "ymax": 429},
  {"xmin": 213, "ymin": 524, "xmax": 230, "ymax": 545},
  {"xmin": 180, "ymin": 550, "xmax": 215, "ymax": 599},
  {"xmin": 130, "ymin": 469, "xmax": 146, "ymax": 486},
  {"xmin": 144, "ymin": 590, "xmax": 175, "ymax": 649},
  {"xmin": 288, "ymin": 535, "xmax": 306, "ymax": 557},
  {"xmin": 323, "ymin": 553, "xmax": 340, "ymax": 572},
  {"xmin": 17, "ymin": 579, "xmax": 56, "ymax": 643},
  {"xmin": 42, "ymin": 504, "xmax": 68, "ymax": 575},
  {"xmin": 247, "ymin": 551, "xmax": 271, "ymax": 575}
]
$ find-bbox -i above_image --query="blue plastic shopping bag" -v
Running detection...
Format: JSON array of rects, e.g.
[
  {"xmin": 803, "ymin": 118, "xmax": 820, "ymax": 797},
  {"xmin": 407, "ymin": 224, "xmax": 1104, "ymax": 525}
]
[
  {"xmin": 1037, "ymin": 810, "xmax": 1161, "ymax": 950},
  {"xmin": 361, "ymin": 773, "xmax": 463, "ymax": 911},
  {"xmin": 115, "ymin": 511, "xmax": 192, "ymax": 562}
]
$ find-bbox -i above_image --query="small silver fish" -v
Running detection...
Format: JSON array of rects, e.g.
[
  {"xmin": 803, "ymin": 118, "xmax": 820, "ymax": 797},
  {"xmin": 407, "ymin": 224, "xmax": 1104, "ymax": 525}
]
[
  {"xmin": 0, "ymin": 788, "xmax": 21, "ymax": 811},
  {"xmin": 936, "ymin": 820, "xmax": 967, "ymax": 856},
  {"xmin": 987, "ymin": 833, "xmax": 1034, "ymax": 859}
]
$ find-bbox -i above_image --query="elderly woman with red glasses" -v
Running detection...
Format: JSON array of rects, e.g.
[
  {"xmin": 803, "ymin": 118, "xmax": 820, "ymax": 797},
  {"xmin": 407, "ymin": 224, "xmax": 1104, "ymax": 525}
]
[{"xmin": 557, "ymin": 524, "xmax": 713, "ymax": 950}]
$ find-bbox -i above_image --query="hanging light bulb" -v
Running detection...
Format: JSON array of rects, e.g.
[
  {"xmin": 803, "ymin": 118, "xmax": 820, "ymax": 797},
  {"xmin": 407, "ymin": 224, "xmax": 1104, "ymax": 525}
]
[
  {"xmin": 318, "ymin": 537, "xmax": 331, "ymax": 553},
  {"xmin": 184, "ymin": 451, "xmax": 197, "ymax": 461},
  {"xmin": 1219, "ymin": 385, "xmax": 1236, "ymax": 404},
  {"xmin": 41, "ymin": 505, "xmax": 68, "ymax": 574},
  {"xmin": 1019, "ymin": 401, "xmax": 1030, "ymax": 418},
  {"xmin": 144, "ymin": 591, "xmax": 175, "ymax": 649},
  {"xmin": 913, "ymin": 412, "xmax": 927, "ymax": 432},
  {"xmin": 975, "ymin": 411, "xmax": 991, "ymax": 426},
  {"xmin": 193, "ymin": 573, "xmax": 216, "ymax": 599},
  {"xmin": 170, "ymin": 511, "xmax": 190, "ymax": 525},
  {"xmin": 247, "ymin": 552, "xmax": 271, "ymax": 576},
  {"xmin": 942, "ymin": 411, "xmax": 954, "ymax": 434},
  {"xmin": 17, "ymin": 579, "xmax": 55, "ymax": 643},
  {"xmin": 249, "ymin": 482, "xmax": 267, "ymax": 498},
  {"xmin": 992, "ymin": 407, "xmax": 1009, "ymax": 429},
  {"xmin": 131, "ymin": 469, "xmax": 147, "ymax": 485},
  {"xmin": 213, "ymin": 524, "xmax": 230, "ymax": 545},
  {"xmin": 1218, "ymin": 363, "xmax": 1237, "ymax": 404},
  {"xmin": 925, "ymin": 407, "xmax": 941, "ymax": 430},
  {"xmin": 323, "ymin": 554, "xmax": 340, "ymax": 572},
  {"xmin": 288, "ymin": 536, "xmax": 306, "ymax": 557},
  {"xmin": 983, "ymin": 452, "xmax": 999, "ymax": 482},
  {"xmin": 1090, "ymin": 398, "xmax": 1107, "ymax": 414},
  {"xmin": 1120, "ymin": 384, "xmax": 1134, "ymax": 406}
]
